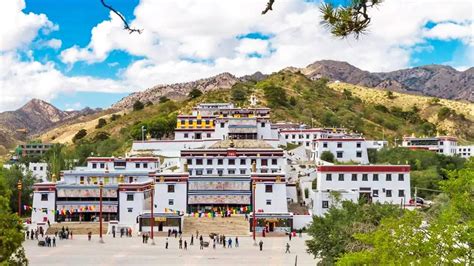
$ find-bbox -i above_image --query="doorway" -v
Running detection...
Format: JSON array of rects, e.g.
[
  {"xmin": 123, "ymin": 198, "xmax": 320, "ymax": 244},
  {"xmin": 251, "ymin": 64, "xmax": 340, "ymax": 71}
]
[{"xmin": 158, "ymin": 222, "xmax": 163, "ymax": 231}]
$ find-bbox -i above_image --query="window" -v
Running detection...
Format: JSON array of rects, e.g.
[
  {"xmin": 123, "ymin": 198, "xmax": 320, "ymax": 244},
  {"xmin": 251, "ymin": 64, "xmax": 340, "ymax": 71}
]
[
  {"xmin": 386, "ymin": 190, "xmax": 392, "ymax": 197},
  {"xmin": 362, "ymin": 174, "xmax": 368, "ymax": 181},
  {"xmin": 261, "ymin": 159, "xmax": 268, "ymax": 166},
  {"xmin": 265, "ymin": 185, "xmax": 273, "ymax": 193},
  {"xmin": 337, "ymin": 142, "xmax": 342, "ymax": 148},
  {"xmin": 196, "ymin": 159, "xmax": 203, "ymax": 165},
  {"xmin": 398, "ymin": 190, "xmax": 405, "ymax": 197},
  {"xmin": 207, "ymin": 159, "xmax": 213, "ymax": 165},
  {"xmin": 239, "ymin": 159, "xmax": 246, "ymax": 165},
  {"xmin": 322, "ymin": 201, "xmax": 329, "ymax": 209},
  {"xmin": 33, "ymin": 166, "xmax": 37, "ymax": 171},
  {"xmin": 80, "ymin": 176, "xmax": 84, "ymax": 184},
  {"xmin": 127, "ymin": 194, "xmax": 134, "ymax": 201},
  {"xmin": 351, "ymin": 174, "xmax": 357, "ymax": 181},
  {"xmin": 266, "ymin": 200, "xmax": 272, "ymax": 205},
  {"xmin": 240, "ymin": 169, "xmax": 246, "ymax": 175},
  {"xmin": 217, "ymin": 169, "xmax": 223, "ymax": 176},
  {"xmin": 100, "ymin": 163, "xmax": 105, "ymax": 168},
  {"xmin": 92, "ymin": 163, "xmax": 97, "ymax": 169},
  {"xmin": 326, "ymin": 174, "xmax": 332, "ymax": 181},
  {"xmin": 336, "ymin": 151, "xmax": 343, "ymax": 158},
  {"xmin": 398, "ymin": 174, "xmax": 404, "ymax": 181},
  {"xmin": 292, "ymin": 135, "xmax": 295, "ymax": 139},
  {"xmin": 373, "ymin": 190, "xmax": 379, "ymax": 197},
  {"xmin": 386, "ymin": 174, "xmax": 392, "ymax": 181},
  {"xmin": 127, "ymin": 208, "xmax": 133, "ymax": 213},
  {"xmin": 338, "ymin": 174, "xmax": 344, "ymax": 181},
  {"xmin": 306, "ymin": 134, "xmax": 310, "ymax": 139},
  {"xmin": 187, "ymin": 159, "xmax": 192, "ymax": 165},
  {"xmin": 220, "ymin": 122, "xmax": 225, "ymax": 128},
  {"xmin": 285, "ymin": 135, "xmax": 289, "ymax": 139},
  {"xmin": 323, "ymin": 142, "xmax": 328, "ymax": 148},
  {"xmin": 207, "ymin": 133, "xmax": 211, "ymax": 138},
  {"xmin": 168, "ymin": 185, "xmax": 175, "ymax": 193},
  {"xmin": 41, "ymin": 194, "xmax": 48, "ymax": 201},
  {"xmin": 196, "ymin": 169, "xmax": 203, "ymax": 175},
  {"xmin": 261, "ymin": 122, "xmax": 266, "ymax": 127},
  {"xmin": 135, "ymin": 163, "xmax": 140, "ymax": 168},
  {"xmin": 143, "ymin": 163, "xmax": 148, "ymax": 168},
  {"xmin": 168, "ymin": 199, "xmax": 174, "ymax": 205},
  {"xmin": 356, "ymin": 142, "xmax": 361, "ymax": 148},
  {"xmin": 228, "ymin": 169, "xmax": 235, "ymax": 175},
  {"xmin": 228, "ymin": 159, "xmax": 235, "ymax": 165},
  {"xmin": 184, "ymin": 133, "xmax": 189, "ymax": 138},
  {"xmin": 373, "ymin": 174, "xmax": 379, "ymax": 181},
  {"xmin": 206, "ymin": 169, "xmax": 213, "ymax": 174},
  {"xmin": 356, "ymin": 151, "xmax": 362, "ymax": 158},
  {"xmin": 218, "ymin": 159, "xmax": 223, "ymax": 165},
  {"xmin": 272, "ymin": 159, "xmax": 277, "ymax": 165}
]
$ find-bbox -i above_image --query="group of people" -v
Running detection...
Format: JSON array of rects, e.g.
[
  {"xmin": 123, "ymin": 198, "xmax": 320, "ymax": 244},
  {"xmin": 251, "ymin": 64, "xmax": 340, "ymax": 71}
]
[
  {"xmin": 26, "ymin": 227, "xmax": 42, "ymax": 240},
  {"xmin": 42, "ymin": 235, "xmax": 56, "ymax": 247},
  {"xmin": 167, "ymin": 229, "xmax": 182, "ymax": 238}
]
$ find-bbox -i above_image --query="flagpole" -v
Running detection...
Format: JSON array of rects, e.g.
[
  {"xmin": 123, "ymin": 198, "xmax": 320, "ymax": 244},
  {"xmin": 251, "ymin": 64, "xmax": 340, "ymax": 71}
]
[
  {"xmin": 99, "ymin": 182, "xmax": 104, "ymax": 243},
  {"xmin": 150, "ymin": 180, "xmax": 155, "ymax": 245}
]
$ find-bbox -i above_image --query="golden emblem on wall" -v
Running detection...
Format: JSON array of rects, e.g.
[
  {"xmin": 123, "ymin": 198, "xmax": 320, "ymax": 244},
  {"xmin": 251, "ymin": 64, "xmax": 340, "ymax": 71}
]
[
  {"xmin": 160, "ymin": 176, "xmax": 165, "ymax": 183},
  {"xmin": 276, "ymin": 176, "xmax": 281, "ymax": 183}
]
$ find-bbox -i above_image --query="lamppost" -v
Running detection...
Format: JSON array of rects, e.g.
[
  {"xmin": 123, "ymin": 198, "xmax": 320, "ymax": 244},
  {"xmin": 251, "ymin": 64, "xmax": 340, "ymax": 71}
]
[
  {"xmin": 141, "ymin": 126, "xmax": 146, "ymax": 142},
  {"xmin": 252, "ymin": 180, "xmax": 257, "ymax": 246},
  {"xmin": 99, "ymin": 181, "xmax": 104, "ymax": 243},
  {"xmin": 150, "ymin": 180, "xmax": 155, "ymax": 245},
  {"xmin": 17, "ymin": 179, "xmax": 22, "ymax": 217}
]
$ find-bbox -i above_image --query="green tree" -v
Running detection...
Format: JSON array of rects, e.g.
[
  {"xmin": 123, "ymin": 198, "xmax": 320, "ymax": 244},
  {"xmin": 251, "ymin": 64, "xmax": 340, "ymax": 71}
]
[
  {"xmin": 289, "ymin": 96, "xmax": 297, "ymax": 106},
  {"xmin": 145, "ymin": 100, "xmax": 153, "ymax": 106},
  {"xmin": 1, "ymin": 167, "xmax": 35, "ymax": 215},
  {"xmin": 231, "ymin": 86, "xmax": 247, "ymax": 102},
  {"xmin": 320, "ymin": 151, "xmax": 335, "ymax": 163},
  {"xmin": 110, "ymin": 113, "xmax": 121, "ymax": 122},
  {"xmin": 306, "ymin": 201, "xmax": 401, "ymax": 263},
  {"xmin": 437, "ymin": 107, "xmax": 452, "ymax": 120},
  {"xmin": 95, "ymin": 118, "xmax": 107, "ymax": 129},
  {"xmin": 0, "ymin": 169, "xmax": 27, "ymax": 264},
  {"xmin": 132, "ymin": 100, "xmax": 145, "ymax": 111},
  {"xmin": 44, "ymin": 143, "xmax": 66, "ymax": 180},
  {"xmin": 188, "ymin": 88, "xmax": 203, "ymax": 99},
  {"xmin": 263, "ymin": 85, "xmax": 288, "ymax": 108},
  {"xmin": 93, "ymin": 131, "xmax": 110, "ymax": 141},
  {"xmin": 72, "ymin": 129, "xmax": 87, "ymax": 143}
]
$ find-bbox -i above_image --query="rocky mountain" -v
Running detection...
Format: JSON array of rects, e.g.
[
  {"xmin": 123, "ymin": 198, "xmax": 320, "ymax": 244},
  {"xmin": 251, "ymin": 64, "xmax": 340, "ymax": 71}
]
[
  {"xmin": 0, "ymin": 99, "xmax": 99, "ymax": 152},
  {"xmin": 301, "ymin": 60, "xmax": 473, "ymax": 101},
  {"xmin": 112, "ymin": 72, "xmax": 240, "ymax": 109}
]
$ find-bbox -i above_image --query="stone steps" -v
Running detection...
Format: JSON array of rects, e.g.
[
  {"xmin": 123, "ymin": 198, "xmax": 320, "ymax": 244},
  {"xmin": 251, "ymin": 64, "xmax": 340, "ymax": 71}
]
[
  {"xmin": 46, "ymin": 222, "xmax": 108, "ymax": 235},
  {"xmin": 183, "ymin": 216, "xmax": 249, "ymax": 236}
]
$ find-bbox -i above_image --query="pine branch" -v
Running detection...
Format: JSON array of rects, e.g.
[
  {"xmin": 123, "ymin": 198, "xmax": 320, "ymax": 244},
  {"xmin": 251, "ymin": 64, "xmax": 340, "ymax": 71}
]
[
  {"xmin": 262, "ymin": 0, "xmax": 275, "ymax": 14},
  {"xmin": 100, "ymin": 0, "xmax": 142, "ymax": 34}
]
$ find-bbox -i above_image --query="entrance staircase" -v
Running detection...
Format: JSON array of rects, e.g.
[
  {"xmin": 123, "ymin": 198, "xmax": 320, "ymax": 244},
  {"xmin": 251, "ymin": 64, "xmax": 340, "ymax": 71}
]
[
  {"xmin": 183, "ymin": 215, "xmax": 249, "ymax": 236},
  {"xmin": 46, "ymin": 222, "xmax": 108, "ymax": 235}
]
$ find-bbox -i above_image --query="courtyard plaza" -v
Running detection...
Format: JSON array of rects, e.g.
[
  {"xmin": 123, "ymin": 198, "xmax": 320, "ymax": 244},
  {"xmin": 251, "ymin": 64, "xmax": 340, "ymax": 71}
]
[{"xmin": 24, "ymin": 233, "xmax": 317, "ymax": 265}]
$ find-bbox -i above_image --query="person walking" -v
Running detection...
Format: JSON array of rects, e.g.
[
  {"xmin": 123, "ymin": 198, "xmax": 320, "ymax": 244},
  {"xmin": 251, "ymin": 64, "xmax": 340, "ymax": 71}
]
[
  {"xmin": 142, "ymin": 233, "xmax": 146, "ymax": 244},
  {"xmin": 213, "ymin": 238, "xmax": 216, "ymax": 249},
  {"xmin": 26, "ymin": 230, "xmax": 30, "ymax": 239},
  {"xmin": 196, "ymin": 230, "xmax": 199, "ymax": 239},
  {"xmin": 168, "ymin": 229, "xmax": 171, "ymax": 237},
  {"xmin": 259, "ymin": 240, "xmax": 263, "ymax": 251},
  {"xmin": 235, "ymin": 237, "xmax": 239, "ymax": 247},
  {"xmin": 184, "ymin": 240, "xmax": 188, "ymax": 250},
  {"xmin": 200, "ymin": 239, "xmax": 204, "ymax": 250},
  {"xmin": 179, "ymin": 238, "xmax": 183, "ymax": 249},
  {"xmin": 285, "ymin": 243, "xmax": 291, "ymax": 254},
  {"xmin": 289, "ymin": 232, "xmax": 292, "ymax": 241},
  {"xmin": 52, "ymin": 237, "xmax": 56, "ymax": 247},
  {"xmin": 70, "ymin": 230, "xmax": 73, "ymax": 240},
  {"xmin": 190, "ymin": 235, "xmax": 194, "ymax": 245},
  {"xmin": 227, "ymin": 238, "xmax": 232, "ymax": 248},
  {"xmin": 165, "ymin": 238, "xmax": 169, "ymax": 249},
  {"xmin": 88, "ymin": 232, "xmax": 92, "ymax": 241}
]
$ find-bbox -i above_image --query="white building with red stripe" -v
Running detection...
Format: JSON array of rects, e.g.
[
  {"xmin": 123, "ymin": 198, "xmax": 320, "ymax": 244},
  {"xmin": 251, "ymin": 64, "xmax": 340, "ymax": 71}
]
[
  {"xmin": 402, "ymin": 135, "xmax": 458, "ymax": 156},
  {"xmin": 312, "ymin": 137, "xmax": 370, "ymax": 164},
  {"xmin": 312, "ymin": 165, "xmax": 411, "ymax": 216}
]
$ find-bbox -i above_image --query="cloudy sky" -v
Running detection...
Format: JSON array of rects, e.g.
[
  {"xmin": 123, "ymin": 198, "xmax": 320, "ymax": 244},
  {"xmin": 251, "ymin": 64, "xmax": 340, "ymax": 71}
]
[{"xmin": 0, "ymin": 0, "xmax": 472, "ymax": 111}]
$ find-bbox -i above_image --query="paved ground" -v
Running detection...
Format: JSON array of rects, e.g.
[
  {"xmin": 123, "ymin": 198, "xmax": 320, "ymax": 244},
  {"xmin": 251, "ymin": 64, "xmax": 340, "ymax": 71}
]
[{"xmin": 24, "ymin": 234, "xmax": 317, "ymax": 266}]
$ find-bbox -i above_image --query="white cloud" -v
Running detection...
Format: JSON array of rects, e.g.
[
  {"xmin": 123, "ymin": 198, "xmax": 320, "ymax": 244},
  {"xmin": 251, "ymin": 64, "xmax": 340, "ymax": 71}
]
[
  {"xmin": 423, "ymin": 22, "xmax": 473, "ymax": 45},
  {"xmin": 2, "ymin": 0, "xmax": 474, "ymax": 111},
  {"xmin": 45, "ymin": 38, "xmax": 62, "ymax": 49},
  {"xmin": 0, "ymin": 0, "xmax": 56, "ymax": 51}
]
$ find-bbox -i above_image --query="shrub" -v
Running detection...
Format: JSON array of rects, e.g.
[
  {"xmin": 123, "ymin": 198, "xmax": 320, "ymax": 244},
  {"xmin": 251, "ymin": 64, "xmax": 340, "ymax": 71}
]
[
  {"xmin": 72, "ymin": 129, "xmax": 87, "ymax": 143},
  {"xmin": 231, "ymin": 86, "xmax": 247, "ymax": 102},
  {"xmin": 93, "ymin": 131, "xmax": 110, "ymax": 141},
  {"xmin": 132, "ymin": 100, "xmax": 144, "ymax": 111},
  {"xmin": 95, "ymin": 118, "xmax": 107, "ymax": 129},
  {"xmin": 437, "ymin": 107, "xmax": 452, "ymax": 120},
  {"xmin": 159, "ymin": 96, "xmax": 170, "ymax": 103},
  {"xmin": 188, "ymin": 88, "xmax": 203, "ymax": 99},
  {"xmin": 263, "ymin": 85, "xmax": 288, "ymax": 108},
  {"xmin": 110, "ymin": 114, "xmax": 121, "ymax": 122},
  {"xmin": 321, "ymin": 151, "xmax": 335, "ymax": 162},
  {"xmin": 386, "ymin": 90, "xmax": 396, "ymax": 99}
]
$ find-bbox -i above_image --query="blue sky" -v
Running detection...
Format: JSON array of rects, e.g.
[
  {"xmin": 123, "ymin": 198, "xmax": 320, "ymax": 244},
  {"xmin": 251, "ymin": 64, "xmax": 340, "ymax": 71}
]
[{"xmin": 0, "ymin": 0, "xmax": 472, "ymax": 111}]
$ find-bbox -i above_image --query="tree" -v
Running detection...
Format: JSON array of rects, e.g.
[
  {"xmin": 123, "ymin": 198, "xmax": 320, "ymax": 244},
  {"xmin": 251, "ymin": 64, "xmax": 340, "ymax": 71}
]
[
  {"xmin": 95, "ymin": 118, "xmax": 107, "ymax": 129},
  {"xmin": 93, "ymin": 131, "xmax": 110, "ymax": 141},
  {"xmin": 320, "ymin": 151, "xmax": 335, "ymax": 163},
  {"xmin": 188, "ymin": 88, "xmax": 203, "ymax": 99},
  {"xmin": 72, "ymin": 129, "xmax": 87, "ymax": 143},
  {"xmin": 133, "ymin": 100, "xmax": 145, "ymax": 111},
  {"xmin": 385, "ymin": 90, "xmax": 395, "ymax": 99},
  {"xmin": 110, "ymin": 113, "xmax": 121, "ymax": 122},
  {"xmin": 289, "ymin": 96, "xmax": 297, "ymax": 106},
  {"xmin": 145, "ymin": 101, "xmax": 153, "ymax": 106},
  {"xmin": 0, "ymin": 169, "xmax": 27, "ymax": 264},
  {"xmin": 306, "ymin": 201, "xmax": 401, "ymax": 264},
  {"xmin": 263, "ymin": 85, "xmax": 288, "ymax": 108},
  {"xmin": 231, "ymin": 86, "xmax": 247, "ymax": 102}
]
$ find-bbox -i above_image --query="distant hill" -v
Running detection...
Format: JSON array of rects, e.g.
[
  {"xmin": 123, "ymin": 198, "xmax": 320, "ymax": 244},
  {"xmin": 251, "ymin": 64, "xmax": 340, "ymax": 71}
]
[
  {"xmin": 0, "ymin": 99, "xmax": 100, "ymax": 153},
  {"xmin": 301, "ymin": 60, "xmax": 473, "ymax": 101}
]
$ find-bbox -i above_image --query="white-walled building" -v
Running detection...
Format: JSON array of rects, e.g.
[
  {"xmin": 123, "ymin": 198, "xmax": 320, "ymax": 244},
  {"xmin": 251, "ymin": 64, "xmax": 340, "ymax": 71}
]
[
  {"xmin": 402, "ymin": 135, "xmax": 458, "ymax": 156},
  {"xmin": 312, "ymin": 138, "xmax": 370, "ymax": 164},
  {"xmin": 313, "ymin": 165, "xmax": 411, "ymax": 216},
  {"xmin": 457, "ymin": 145, "xmax": 473, "ymax": 158}
]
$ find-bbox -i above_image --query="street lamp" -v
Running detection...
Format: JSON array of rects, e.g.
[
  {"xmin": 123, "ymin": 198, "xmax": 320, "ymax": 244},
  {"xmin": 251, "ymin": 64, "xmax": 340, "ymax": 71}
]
[
  {"xmin": 99, "ymin": 181, "xmax": 104, "ymax": 243},
  {"xmin": 150, "ymin": 180, "xmax": 156, "ymax": 245},
  {"xmin": 252, "ymin": 180, "xmax": 257, "ymax": 246},
  {"xmin": 141, "ymin": 126, "xmax": 146, "ymax": 142},
  {"xmin": 17, "ymin": 179, "xmax": 22, "ymax": 217}
]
